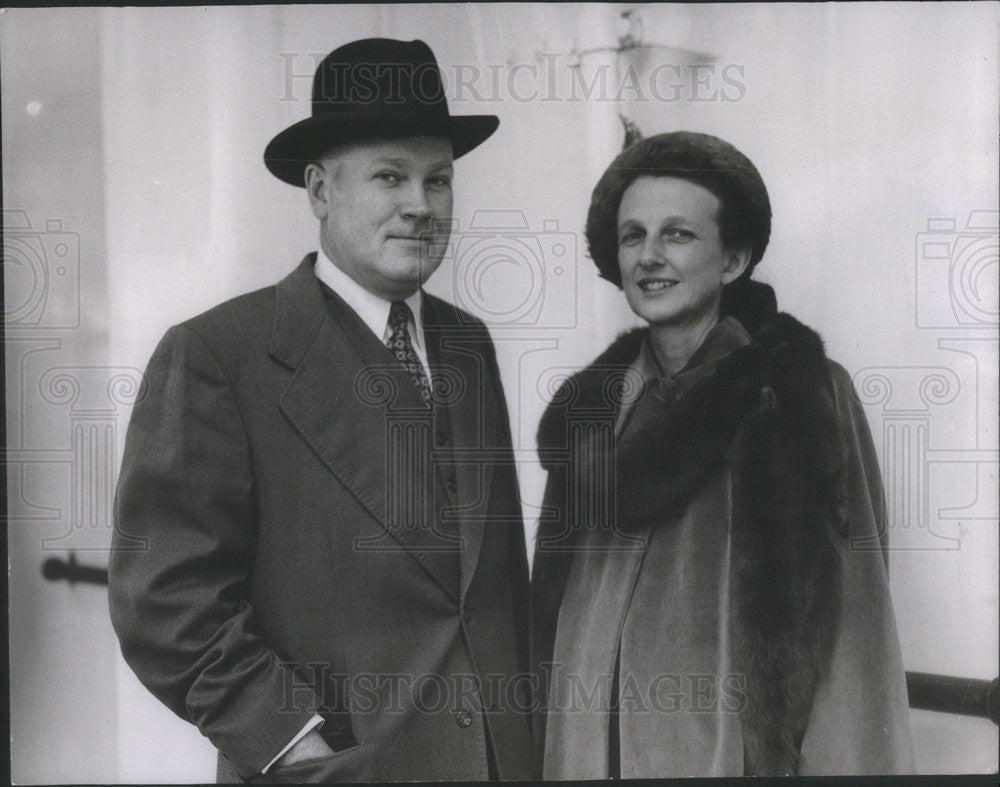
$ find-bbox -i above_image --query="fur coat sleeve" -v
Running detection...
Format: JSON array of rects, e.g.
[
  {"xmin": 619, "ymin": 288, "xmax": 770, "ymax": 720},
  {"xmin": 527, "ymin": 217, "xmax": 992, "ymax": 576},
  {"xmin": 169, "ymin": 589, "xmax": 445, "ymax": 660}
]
[{"xmin": 795, "ymin": 362, "xmax": 914, "ymax": 774}]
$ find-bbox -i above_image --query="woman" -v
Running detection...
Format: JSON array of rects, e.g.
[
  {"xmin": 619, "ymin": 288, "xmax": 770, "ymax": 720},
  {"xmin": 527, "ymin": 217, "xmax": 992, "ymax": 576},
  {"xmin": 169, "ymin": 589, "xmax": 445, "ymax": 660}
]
[{"xmin": 530, "ymin": 131, "xmax": 913, "ymax": 777}]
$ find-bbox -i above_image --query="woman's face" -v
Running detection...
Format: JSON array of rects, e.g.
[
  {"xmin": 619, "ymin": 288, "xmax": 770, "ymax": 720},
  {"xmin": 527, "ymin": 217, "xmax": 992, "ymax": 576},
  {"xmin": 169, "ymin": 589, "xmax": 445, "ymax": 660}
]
[{"xmin": 616, "ymin": 176, "xmax": 749, "ymax": 330}]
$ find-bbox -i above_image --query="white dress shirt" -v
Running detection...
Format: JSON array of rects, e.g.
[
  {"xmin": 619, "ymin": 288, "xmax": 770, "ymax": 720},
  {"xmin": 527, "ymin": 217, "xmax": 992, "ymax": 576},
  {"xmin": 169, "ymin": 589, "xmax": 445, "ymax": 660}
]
[
  {"xmin": 263, "ymin": 249, "xmax": 433, "ymax": 773},
  {"xmin": 314, "ymin": 246, "xmax": 433, "ymax": 384}
]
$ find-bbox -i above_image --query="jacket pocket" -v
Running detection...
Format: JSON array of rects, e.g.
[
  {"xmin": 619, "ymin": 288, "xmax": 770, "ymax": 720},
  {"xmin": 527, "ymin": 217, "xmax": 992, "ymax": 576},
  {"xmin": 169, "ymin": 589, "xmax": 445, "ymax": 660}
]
[{"xmin": 247, "ymin": 739, "xmax": 362, "ymax": 784}]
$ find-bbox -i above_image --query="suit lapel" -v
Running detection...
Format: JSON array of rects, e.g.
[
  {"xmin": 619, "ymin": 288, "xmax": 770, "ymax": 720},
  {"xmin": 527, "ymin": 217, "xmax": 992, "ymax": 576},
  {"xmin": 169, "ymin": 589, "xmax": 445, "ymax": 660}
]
[
  {"xmin": 424, "ymin": 296, "xmax": 493, "ymax": 599},
  {"xmin": 273, "ymin": 257, "xmax": 460, "ymax": 602}
]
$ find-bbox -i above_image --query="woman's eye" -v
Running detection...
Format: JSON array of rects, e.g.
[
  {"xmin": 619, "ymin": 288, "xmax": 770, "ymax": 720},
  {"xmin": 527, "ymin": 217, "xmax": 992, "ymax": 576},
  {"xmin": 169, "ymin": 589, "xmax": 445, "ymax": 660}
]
[
  {"xmin": 619, "ymin": 230, "xmax": 643, "ymax": 246},
  {"xmin": 665, "ymin": 228, "xmax": 695, "ymax": 243}
]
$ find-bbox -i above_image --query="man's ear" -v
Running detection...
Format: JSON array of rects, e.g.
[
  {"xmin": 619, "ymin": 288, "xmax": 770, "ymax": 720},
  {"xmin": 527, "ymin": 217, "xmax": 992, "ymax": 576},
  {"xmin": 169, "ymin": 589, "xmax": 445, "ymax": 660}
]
[
  {"xmin": 304, "ymin": 162, "xmax": 329, "ymax": 220},
  {"xmin": 721, "ymin": 245, "xmax": 752, "ymax": 285}
]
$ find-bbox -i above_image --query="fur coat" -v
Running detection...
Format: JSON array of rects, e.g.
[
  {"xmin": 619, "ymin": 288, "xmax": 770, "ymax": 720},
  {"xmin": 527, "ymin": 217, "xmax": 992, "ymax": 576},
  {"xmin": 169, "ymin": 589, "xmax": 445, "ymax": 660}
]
[{"xmin": 529, "ymin": 308, "xmax": 912, "ymax": 776}]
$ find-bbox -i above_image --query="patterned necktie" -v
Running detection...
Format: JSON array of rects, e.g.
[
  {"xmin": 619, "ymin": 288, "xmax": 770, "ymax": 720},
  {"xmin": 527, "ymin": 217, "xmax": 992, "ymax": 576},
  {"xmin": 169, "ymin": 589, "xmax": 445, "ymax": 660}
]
[{"xmin": 386, "ymin": 300, "xmax": 432, "ymax": 406}]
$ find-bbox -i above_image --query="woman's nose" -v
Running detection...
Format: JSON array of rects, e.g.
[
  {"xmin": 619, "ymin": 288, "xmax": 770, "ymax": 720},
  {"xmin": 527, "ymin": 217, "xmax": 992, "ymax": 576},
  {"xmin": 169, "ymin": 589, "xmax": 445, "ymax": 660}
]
[{"xmin": 638, "ymin": 236, "xmax": 665, "ymax": 267}]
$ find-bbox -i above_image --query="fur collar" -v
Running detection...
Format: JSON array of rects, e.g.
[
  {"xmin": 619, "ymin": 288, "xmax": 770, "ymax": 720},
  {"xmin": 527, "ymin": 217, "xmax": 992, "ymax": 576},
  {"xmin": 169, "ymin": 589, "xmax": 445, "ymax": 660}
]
[{"xmin": 531, "ymin": 312, "xmax": 850, "ymax": 775}]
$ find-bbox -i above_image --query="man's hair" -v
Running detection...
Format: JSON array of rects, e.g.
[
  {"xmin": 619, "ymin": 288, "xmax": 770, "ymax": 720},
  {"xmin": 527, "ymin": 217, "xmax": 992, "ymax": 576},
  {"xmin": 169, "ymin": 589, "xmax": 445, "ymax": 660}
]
[{"xmin": 585, "ymin": 131, "xmax": 772, "ymax": 288}]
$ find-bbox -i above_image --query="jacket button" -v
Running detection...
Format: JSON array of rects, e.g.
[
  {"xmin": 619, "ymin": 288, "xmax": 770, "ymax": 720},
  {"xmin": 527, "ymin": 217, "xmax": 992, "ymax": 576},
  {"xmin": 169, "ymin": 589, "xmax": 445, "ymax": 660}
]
[
  {"xmin": 446, "ymin": 478, "xmax": 457, "ymax": 493},
  {"xmin": 455, "ymin": 710, "xmax": 473, "ymax": 728},
  {"xmin": 435, "ymin": 431, "xmax": 448, "ymax": 447},
  {"xmin": 461, "ymin": 606, "xmax": 474, "ymax": 624}
]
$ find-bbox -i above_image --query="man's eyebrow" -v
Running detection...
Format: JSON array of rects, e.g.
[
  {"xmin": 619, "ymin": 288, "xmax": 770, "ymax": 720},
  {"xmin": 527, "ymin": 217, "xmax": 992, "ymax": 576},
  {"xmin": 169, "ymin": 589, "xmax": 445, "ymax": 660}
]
[{"xmin": 369, "ymin": 157, "xmax": 453, "ymax": 169}]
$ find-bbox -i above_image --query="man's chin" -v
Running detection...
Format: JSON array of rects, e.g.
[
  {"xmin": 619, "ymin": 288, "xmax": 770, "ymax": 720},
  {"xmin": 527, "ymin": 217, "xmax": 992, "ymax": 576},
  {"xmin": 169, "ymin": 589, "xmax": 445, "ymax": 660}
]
[{"xmin": 383, "ymin": 259, "xmax": 444, "ymax": 290}]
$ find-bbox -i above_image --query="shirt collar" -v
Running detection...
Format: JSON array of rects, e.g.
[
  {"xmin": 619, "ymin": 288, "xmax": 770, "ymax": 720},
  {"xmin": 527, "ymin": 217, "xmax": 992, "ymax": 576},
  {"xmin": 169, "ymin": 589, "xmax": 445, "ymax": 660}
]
[
  {"xmin": 314, "ymin": 247, "xmax": 425, "ymax": 349},
  {"xmin": 639, "ymin": 315, "xmax": 751, "ymax": 393},
  {"xmin": 615, "ymin": 316, "xmax": 751, "ymax": 438}
]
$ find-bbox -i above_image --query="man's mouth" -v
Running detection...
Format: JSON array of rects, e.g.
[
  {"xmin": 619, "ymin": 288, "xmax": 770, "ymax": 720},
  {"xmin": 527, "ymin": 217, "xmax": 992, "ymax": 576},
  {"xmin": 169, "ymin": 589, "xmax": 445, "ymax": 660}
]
[{"xmin": 637, "ymin": 278, "xmax": 679, "ymax": 292}]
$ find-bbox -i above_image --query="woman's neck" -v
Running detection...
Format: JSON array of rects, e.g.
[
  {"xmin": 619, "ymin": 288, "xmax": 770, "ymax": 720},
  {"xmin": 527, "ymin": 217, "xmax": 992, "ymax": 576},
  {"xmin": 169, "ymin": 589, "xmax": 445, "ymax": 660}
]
[{"xmin": 648, "ymin": 311, "xmax": 722, "ymax": 378}]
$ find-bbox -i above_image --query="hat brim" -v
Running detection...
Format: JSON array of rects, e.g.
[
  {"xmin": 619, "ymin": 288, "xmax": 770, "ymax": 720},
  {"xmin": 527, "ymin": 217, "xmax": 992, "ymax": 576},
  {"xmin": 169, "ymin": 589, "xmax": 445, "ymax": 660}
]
[{"xmin": 263, "ymin": 113, "xmax": 499, "ymax": 187}]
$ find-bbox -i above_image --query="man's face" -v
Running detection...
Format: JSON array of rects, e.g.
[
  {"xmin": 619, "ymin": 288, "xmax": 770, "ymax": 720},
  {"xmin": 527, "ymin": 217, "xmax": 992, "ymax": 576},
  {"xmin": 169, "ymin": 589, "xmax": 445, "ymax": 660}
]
[{"xmin": 306, "ymin": 136, "xmax": 454, "ymax": 300}]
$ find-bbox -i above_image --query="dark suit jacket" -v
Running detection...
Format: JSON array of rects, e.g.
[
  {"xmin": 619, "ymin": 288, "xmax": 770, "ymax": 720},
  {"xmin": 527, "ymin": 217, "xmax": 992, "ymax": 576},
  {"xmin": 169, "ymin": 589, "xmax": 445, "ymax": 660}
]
[{"xmin": 109, "ymin": 255, "xmax": 533, "ymax": 782}]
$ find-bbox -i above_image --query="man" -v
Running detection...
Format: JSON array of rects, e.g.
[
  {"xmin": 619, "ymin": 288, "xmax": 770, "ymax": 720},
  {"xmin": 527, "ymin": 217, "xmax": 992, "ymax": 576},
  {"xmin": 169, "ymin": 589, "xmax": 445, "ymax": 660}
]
[{"xmin": 109, "ymin": 38, "xmax": 533, "ymax": 783}]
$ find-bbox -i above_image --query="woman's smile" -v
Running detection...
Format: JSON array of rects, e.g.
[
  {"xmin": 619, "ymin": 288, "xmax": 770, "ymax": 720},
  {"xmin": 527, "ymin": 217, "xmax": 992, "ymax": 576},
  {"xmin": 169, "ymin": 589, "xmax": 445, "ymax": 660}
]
[{"xmin": 636, "ymin": 276, "xmax": 680, "ymax": 292}]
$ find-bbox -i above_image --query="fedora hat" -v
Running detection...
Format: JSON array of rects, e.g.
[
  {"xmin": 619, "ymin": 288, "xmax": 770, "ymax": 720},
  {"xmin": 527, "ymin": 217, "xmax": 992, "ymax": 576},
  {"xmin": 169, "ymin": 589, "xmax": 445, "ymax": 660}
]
[{"xmin": 264, "ymin": 38, "xmax": 499, "ymax": 187}]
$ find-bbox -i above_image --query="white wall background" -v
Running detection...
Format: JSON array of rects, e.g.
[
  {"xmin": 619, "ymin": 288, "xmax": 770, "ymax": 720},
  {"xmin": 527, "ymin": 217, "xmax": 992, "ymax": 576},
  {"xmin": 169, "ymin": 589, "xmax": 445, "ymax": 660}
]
[{"xmin": 4, "ymin": 3, "xmax": 998, "ymax": 782}]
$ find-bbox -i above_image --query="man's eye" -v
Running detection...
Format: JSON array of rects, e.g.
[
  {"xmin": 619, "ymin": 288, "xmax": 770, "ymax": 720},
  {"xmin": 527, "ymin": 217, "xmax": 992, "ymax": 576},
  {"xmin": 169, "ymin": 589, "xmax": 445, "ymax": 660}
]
[
  {"xmin": 376, "ymin": 172, "xmax": 402, "ymax": 185},
  {"xmin": 427, "ymin": 176, "xmax": 452, "ymax": 189}
]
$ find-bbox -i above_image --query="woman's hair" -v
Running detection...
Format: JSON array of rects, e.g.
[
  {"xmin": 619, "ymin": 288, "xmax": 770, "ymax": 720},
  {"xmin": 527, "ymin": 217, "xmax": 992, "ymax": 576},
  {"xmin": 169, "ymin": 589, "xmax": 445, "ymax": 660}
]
[{"xmin": 585, "ymin": 131, "xmax": 772, "ymax": 288}]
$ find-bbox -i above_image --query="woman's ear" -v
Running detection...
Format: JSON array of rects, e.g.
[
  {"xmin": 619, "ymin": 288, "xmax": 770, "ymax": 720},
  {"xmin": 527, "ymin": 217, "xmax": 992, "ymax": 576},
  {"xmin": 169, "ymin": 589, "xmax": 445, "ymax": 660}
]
[{"xmin": 721, "ymin": 246, "xmax": 752, "ymax": 285}]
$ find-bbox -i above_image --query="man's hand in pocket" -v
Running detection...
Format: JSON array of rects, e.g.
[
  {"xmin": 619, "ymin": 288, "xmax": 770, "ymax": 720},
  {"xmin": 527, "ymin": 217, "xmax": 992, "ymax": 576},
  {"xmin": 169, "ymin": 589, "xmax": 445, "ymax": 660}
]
[{"xmin": 275, "ymin": 729, "xmax": 334, "ymax": 767}]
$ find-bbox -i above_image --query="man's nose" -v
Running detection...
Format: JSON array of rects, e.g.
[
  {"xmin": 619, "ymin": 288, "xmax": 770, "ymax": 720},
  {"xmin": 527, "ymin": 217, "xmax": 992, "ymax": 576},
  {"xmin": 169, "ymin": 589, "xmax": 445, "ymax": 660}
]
[{"xmin": 400, "ymin": 184, "xmax": 433, "ymax": 221}]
